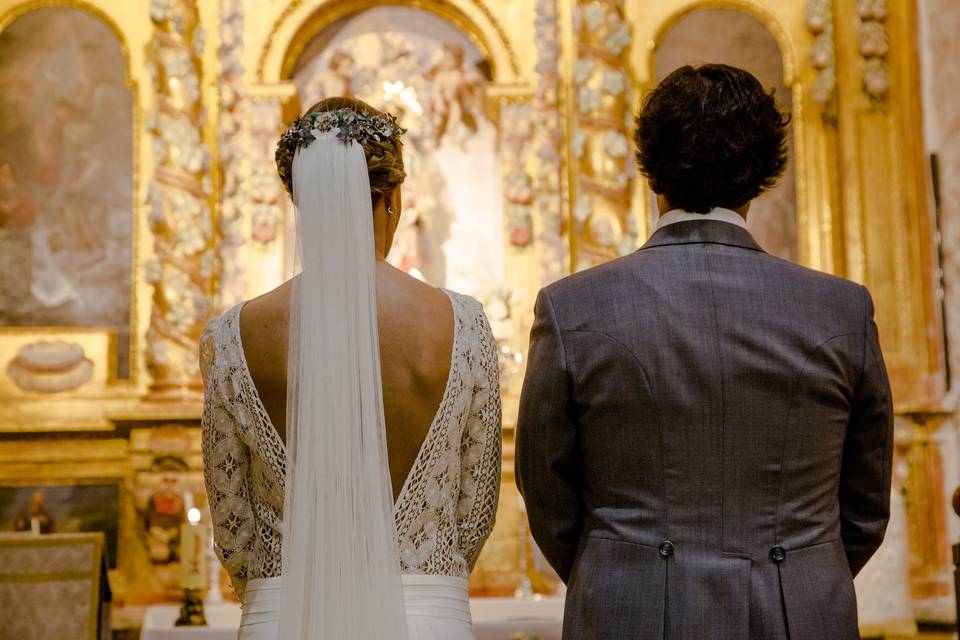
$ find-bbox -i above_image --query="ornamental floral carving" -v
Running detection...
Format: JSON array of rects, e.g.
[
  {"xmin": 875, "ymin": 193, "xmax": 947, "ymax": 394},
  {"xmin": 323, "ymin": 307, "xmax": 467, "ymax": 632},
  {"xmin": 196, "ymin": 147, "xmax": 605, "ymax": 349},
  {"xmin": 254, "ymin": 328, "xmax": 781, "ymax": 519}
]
[
  {"xmin": 145, "ymin": 0, "xmax": 214, "ymax": 399},
  {"xmin": 217, "ymin": 0, "xmax": 251, "ymax": 309},
  {"xmin": 805, "ymin": 0, "xmax": 836, "ymax": 106},
  {"xmin": 533, "ymin": 0, "xmax": 566, "ymax": 284},
  {"xmin": 501, "ymin": 103, "xmax": 535, "ymax": 250},
  {"xmin": 856, "ymin": 0, "xmax": 890, "ymax": 102},
  {"xmin": 249, "ymin": 101, "xmax": 286, "ymax": 248},
  {"xmin": 570, "ymin": 0, "xmax": 634, "ymax": 270}
]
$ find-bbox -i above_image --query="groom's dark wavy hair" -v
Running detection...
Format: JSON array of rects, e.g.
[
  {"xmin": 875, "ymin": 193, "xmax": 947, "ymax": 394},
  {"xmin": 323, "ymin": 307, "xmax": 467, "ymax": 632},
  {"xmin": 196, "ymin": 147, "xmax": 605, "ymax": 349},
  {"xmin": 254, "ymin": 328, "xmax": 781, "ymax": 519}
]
[{"xmin": 634, "ymin": 64, "xmax": 790, "ymax": 213}]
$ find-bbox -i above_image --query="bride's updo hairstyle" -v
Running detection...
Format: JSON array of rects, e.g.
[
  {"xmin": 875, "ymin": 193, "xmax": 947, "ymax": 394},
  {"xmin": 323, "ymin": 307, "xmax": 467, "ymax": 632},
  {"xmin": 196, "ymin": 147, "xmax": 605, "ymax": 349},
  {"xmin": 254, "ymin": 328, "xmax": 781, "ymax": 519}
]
[{"xmin": 275, "ymin": 96, "xmax": 407, "ymax": 207}]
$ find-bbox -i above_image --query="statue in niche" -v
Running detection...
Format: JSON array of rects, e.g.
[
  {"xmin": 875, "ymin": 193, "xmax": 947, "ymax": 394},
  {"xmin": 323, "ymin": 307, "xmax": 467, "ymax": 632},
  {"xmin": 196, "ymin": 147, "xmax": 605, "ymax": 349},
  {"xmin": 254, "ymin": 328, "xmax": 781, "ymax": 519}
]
[
  {"xmin": 316, "ymin": 50, "xmax": 356, "ymax": 101},
  {"xmin": 427, "ymin": 43, "xmax": 483, "ymax": 147},
  {"xmin": 293, "ymin": 7, "xmax": 505, "ymax": 297},
  {"xmin": 143, "ymin": 457, "xmax": 188, "ymax": 564}
]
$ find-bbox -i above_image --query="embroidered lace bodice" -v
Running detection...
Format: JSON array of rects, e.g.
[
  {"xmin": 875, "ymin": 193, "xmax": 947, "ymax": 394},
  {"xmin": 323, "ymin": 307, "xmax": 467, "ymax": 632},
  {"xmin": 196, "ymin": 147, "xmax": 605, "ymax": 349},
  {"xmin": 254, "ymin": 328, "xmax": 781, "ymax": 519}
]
[{"xmin": 200, "ymin": 289, "xmax": 502, "ymax": 601}]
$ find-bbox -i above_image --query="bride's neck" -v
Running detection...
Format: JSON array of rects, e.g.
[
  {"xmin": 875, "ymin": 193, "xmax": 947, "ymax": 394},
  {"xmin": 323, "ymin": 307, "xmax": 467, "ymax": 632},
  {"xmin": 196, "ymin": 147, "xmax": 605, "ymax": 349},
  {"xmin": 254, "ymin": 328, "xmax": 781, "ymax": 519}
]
[
  {"xmin": 372, "ymin": 209, "xmax": 391, "ymax": 261},
  {"xmin": 373, "ymin": 228, "xmax": 388, "ymax": 261}
]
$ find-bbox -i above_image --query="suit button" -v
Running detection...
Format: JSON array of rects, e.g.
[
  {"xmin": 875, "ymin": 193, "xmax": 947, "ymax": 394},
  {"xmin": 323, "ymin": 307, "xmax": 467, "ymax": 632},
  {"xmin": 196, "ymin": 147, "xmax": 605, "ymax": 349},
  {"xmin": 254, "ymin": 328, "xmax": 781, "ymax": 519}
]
[
  {"xmin": 658, "ymin": 541, "xmax": 674, "ymax": 558},
  {"xmin": 770, "ymin": 546, "xmax": 786, "ymax": 563}
]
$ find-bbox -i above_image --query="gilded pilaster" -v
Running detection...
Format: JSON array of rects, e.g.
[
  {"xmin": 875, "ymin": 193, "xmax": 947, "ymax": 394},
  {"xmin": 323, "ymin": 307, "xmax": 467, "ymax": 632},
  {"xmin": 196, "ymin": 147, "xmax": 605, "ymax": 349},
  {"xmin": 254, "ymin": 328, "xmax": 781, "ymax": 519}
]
[
  {"xmin": 832, "ymin": 0, "xmax": 943, "ymax": 407},
  {"xmin": 569, "ymin": 0, "xmax": 635, "ymax": 272},
  {"xmin": 144, "ymin": 0, "xmax": 215, "ymax": 401}
]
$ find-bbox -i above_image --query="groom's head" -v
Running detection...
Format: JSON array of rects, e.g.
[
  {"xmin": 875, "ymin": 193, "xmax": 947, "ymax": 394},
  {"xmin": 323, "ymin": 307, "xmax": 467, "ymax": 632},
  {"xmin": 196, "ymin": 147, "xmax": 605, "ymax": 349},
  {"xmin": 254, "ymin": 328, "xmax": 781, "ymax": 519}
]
[{"xmin": 634, "ymin": 63, "xmax": 789, "ymax": 214}]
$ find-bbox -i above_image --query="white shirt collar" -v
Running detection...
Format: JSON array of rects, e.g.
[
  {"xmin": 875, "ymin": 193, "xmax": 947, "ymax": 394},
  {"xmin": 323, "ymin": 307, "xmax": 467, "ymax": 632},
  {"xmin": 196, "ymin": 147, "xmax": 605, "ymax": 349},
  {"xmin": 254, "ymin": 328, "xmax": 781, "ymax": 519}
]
[{"xmin": 655, "ymin": 207, "xmax": 747, "ymax": 231}]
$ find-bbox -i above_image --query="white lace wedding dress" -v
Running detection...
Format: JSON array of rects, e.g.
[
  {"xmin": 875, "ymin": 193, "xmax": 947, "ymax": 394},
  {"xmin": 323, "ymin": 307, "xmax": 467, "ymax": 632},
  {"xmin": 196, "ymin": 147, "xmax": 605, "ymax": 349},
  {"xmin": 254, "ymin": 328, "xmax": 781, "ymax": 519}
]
[{"xmin": 200, "ymin": 288, "xmax": 502, "ymax": 639}]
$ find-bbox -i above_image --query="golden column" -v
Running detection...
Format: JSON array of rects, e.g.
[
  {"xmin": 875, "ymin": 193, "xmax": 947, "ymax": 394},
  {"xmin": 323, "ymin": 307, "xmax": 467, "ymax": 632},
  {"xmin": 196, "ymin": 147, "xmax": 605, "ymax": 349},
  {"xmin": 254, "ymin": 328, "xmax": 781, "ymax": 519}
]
[
  {"xmin": 569, "ymin": 0, "xmax": 635, "ymax": 272},
  {"xmin": 144, "ymin": 0, "xmax": 215, "ymax": 401}
]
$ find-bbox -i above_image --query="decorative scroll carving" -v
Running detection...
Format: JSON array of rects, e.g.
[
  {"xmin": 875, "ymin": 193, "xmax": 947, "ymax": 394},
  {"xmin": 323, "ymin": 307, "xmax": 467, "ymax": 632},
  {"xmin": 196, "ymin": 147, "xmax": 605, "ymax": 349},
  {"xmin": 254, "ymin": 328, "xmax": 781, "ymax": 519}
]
[
  {"xmin": 856, "ymin": 0, "xmax": 890, "ymax": 102},
  {"xmin": 570, "ymin": 0, "xmax": 635, "ymax": 271},
  {"xmin": 145, "ymin": 0, "xmax": 214, "ymax": 400},
  {"xmin": 217, "ymin": 0, "xmax": 251, "ymax": 309},
  {"xmin": 532, "ymin": 0, "xmax": 566, "ymax": 285},
  {"xmin": 805, "ymin": 0, "xmax": 836, "ymax": 107},
  {"xmin": 249, "ymin": 100, "xmax": 285, "ymax": 249}
]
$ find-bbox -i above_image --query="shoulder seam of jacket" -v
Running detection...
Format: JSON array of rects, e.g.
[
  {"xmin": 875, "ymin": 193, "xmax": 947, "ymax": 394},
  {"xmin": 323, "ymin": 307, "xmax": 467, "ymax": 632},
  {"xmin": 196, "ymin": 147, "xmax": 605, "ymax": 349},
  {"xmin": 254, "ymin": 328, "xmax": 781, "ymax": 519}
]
[{"xmin": 774, "ymin": 331, "xmax": 865, "ymax": 542}]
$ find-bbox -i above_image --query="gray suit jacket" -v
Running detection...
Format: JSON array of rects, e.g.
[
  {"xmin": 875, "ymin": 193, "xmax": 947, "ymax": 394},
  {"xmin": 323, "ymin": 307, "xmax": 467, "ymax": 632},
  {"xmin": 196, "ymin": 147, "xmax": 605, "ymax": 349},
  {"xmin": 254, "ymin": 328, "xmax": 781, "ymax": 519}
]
[{"xmin": 516, "ymin": 220, "xmax": 893, "ymax": 640}]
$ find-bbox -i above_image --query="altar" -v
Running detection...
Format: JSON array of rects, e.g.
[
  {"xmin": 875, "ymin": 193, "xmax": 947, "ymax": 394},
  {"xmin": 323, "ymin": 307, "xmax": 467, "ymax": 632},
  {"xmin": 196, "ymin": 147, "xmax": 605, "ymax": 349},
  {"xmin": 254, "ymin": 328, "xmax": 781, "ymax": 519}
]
[
  {"xmin": 0, "ymin": 0, "xmax": 956, "ymax": 636},
  {"xmin": 140, "ymin": 598, "xmax": 564, "ymax": 640}
]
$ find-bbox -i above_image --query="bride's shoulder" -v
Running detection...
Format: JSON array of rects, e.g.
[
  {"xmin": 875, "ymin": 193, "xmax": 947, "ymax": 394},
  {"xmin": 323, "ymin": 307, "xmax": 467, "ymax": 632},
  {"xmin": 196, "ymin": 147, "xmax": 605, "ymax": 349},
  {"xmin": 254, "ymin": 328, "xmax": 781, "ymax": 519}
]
[
  {"xmin": 442, "ymin": 289, "xmax": 496, "ymax": 340},
  {"xmin": 199, "ymin": 302, "xmax": 244, "ymax": 383},
  {"xmin": 442, "ymin": 288, "xmax": 484, "ymax": 318}
]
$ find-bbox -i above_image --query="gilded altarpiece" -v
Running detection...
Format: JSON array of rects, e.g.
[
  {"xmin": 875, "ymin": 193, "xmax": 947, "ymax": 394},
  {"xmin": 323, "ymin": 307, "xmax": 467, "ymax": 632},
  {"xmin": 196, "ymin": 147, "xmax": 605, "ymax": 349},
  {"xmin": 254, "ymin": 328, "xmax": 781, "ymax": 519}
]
[{"xmin": 0, "ymin": 0, "xmax": 953, "ymax": 632}]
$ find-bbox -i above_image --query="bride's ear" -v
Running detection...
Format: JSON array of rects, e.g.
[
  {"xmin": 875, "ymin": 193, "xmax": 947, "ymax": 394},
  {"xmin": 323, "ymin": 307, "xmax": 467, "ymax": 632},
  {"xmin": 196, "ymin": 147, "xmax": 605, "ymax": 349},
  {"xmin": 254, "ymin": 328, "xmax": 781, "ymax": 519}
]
[
  {"xmin": 379, "ymin": 188, "xmax": 402, "ymax": 257},
  {"xmin": 387, "ymin": 188, "xmax": 402, "ymax": 221}
]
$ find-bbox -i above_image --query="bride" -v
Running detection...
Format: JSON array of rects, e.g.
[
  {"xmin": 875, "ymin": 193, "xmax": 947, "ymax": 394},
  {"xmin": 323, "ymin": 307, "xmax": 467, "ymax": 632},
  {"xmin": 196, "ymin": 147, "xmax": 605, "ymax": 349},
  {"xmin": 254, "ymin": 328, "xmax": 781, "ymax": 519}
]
[{"xmin": 200, "ymin": 97, "xmax": 502, "ymax": 639}]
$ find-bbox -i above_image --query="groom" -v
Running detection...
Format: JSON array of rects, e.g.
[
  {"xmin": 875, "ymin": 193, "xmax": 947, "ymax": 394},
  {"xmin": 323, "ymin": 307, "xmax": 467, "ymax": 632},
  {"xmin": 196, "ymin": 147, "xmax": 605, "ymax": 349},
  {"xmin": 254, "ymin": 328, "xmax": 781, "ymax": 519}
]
[{"xmin": 516, "ymin": 64, "xmax": 893, "ymax": 640}]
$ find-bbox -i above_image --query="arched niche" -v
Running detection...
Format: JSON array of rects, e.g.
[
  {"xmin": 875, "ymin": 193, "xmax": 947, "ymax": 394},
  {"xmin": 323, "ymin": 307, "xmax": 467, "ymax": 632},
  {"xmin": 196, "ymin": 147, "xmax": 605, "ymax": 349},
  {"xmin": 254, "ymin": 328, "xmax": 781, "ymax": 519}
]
[
  {"xmin": 230, "ymin": 0, "xmax": 528, "ymax": 303},
  {"xmin": 0, "ymin": 4, "xmax": 135, "ymax": 381},
  {"xmin": 651, "ymin": 7, "xmax": 798, "ymax": 261},
  {"xmin": 257, "ymin": 0, "xmax": 520, "ymax": 87},
  {"xmin": 285, "ymin": 6, "xmax": 506, "ymax": 296}
]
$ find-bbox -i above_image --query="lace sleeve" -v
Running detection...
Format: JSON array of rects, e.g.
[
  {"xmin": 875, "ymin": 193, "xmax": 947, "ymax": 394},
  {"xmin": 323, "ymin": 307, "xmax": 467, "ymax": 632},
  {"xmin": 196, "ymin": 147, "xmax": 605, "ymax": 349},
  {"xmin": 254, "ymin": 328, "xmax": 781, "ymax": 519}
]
[
  {"xmin": 200, "ymin": 329, "xmax": 255, "ymax": 601},
  {"xmin": 456, "ymin": 306, "xmax": 502, "ymax": 569}
]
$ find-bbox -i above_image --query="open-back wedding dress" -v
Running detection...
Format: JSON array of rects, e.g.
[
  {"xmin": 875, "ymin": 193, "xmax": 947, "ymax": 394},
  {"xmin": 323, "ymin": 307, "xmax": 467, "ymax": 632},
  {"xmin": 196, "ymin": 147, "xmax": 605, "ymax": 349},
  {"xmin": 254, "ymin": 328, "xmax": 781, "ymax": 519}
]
[
  {"xmin": 200, "ymin": 110, "xmax": 501, "ymax": 640},
  {"xmin": 200, "ymin": 289, "xmax": 501, "ymax": 638}
]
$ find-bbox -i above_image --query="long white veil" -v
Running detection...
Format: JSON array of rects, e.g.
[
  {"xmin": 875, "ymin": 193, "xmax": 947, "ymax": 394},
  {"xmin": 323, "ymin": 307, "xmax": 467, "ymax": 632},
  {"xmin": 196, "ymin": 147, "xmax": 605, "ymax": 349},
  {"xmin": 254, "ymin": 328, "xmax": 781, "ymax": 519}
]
[{"xmin": 278, "ymin": 131, "xmax": 409, "ymax": 639}]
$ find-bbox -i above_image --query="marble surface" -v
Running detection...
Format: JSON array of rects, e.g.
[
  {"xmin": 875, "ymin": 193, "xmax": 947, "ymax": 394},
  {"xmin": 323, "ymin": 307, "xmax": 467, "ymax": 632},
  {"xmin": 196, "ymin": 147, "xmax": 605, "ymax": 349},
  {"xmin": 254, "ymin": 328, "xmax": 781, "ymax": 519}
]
[
  {"xmin": 922, "ymin": 0, "xmax": 960, "ymax": 388},
  {"xmin": 919, "ymin": 0, "xmax": 960, "ymax": 622}
]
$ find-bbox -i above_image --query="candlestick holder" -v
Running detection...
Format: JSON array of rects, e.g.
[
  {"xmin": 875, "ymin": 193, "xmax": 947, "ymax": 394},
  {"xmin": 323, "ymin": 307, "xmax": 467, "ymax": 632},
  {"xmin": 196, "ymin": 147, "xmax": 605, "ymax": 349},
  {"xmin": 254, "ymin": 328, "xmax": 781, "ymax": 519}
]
[
  {"xmin": 514, "ymin": 497, "xmax": 534, "ymax": 600},
  {"xmin": 206, "ymin": 526, "xmax": 224, "ymax": 605},
  {"xmin": 175, "ymin": 588, "xmax": 207, "ymax": 626}
]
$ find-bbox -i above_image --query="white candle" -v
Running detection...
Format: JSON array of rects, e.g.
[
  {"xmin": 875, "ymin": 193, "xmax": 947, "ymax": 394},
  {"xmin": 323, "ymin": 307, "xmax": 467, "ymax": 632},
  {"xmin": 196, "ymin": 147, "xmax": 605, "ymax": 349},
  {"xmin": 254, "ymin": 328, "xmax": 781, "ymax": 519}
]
[
  {"xmin": 180, "ymin": 508, "xmax": 208, "ymax": 591},
  {"xmin": 206, "ymin": 524, "xmax": 223, "ymax": 604}
]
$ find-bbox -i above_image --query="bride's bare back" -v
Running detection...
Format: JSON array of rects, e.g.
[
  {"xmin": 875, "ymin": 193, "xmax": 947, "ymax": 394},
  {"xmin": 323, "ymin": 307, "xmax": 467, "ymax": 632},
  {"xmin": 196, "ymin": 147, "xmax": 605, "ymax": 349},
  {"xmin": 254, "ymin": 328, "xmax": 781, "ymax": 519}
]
[
  {"xmin": 202, "ymin": 99, "xmax": 502, "ymax": 638},
  {"xmin": 239, "ymin": 261, "xmax": 454, "ymax": 501}
]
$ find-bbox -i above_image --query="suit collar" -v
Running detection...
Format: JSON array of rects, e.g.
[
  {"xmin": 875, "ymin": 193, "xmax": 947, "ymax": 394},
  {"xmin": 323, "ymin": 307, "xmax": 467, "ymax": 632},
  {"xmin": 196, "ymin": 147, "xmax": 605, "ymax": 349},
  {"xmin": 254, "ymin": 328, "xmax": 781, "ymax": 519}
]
[
  {"xmin": 656, "ymin": 207, "xmax": 748, "ymax": 231},
  {"xmin": 640, "ymin": 219, "xmax": 765, "ymax": 253}
]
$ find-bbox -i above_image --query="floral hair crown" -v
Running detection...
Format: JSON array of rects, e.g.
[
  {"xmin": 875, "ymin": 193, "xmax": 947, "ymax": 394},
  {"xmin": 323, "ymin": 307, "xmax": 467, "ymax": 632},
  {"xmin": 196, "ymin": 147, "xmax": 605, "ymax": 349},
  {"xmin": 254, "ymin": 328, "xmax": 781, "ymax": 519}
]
[{"xmin": 279, "ymin": 108, "xmax": 406, "ymax": 156}]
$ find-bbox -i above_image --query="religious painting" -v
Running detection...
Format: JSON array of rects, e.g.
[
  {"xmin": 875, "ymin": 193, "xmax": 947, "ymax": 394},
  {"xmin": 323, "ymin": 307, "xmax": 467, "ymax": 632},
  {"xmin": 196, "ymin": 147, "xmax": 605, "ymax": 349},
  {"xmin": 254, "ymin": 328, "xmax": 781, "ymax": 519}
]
[
  {"xmin": 0, "ymin": 483, "xmax": 119, "ymax": 567},
  {"xmin": 292, "ymin": 7, "xmax": 505, "ymax": 297},
  {"xmin": 653, "ymin": 8, "xmax": 798, "ymax": 261},
  {"xmin": 0, "ymin": 7, "xmax": 133, "ymax": 375}
]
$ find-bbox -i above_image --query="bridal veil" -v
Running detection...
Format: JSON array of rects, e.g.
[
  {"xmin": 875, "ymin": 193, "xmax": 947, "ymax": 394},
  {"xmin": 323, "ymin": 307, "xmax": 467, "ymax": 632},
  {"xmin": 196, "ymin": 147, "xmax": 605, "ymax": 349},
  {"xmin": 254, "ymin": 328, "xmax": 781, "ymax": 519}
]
[{"xmin": 279, "ymin": 126, "xmax": 409, "ymax": 639}]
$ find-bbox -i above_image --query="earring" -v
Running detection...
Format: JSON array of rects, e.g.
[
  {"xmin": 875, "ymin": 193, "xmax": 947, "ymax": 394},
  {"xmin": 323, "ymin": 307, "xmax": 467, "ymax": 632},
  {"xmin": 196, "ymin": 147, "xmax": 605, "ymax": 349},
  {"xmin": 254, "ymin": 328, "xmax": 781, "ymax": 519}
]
[{"xmin": 387, "ymin": 206, "xmax": 396, "ymax": 215}]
